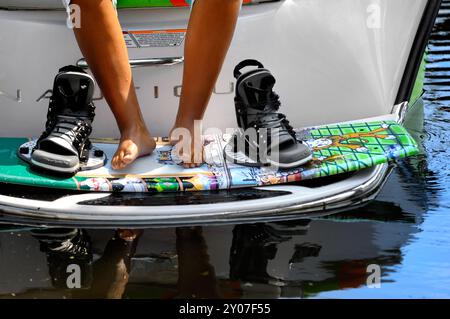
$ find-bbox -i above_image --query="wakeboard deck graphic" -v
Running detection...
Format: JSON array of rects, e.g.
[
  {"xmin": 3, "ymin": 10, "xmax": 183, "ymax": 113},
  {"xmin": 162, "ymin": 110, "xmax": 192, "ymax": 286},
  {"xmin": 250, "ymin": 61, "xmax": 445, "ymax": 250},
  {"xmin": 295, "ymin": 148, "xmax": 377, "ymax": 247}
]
[{"xmin": 0, "ymin": 121, "xmax": 419, "ymax": 193}]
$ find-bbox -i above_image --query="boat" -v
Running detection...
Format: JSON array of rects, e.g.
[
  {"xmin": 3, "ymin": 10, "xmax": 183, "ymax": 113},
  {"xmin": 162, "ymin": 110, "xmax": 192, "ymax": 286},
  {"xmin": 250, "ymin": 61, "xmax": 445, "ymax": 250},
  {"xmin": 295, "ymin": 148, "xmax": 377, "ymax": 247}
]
[{"xmin": 0, "ymin": 0, "xmax": 442, "ymax": 227}]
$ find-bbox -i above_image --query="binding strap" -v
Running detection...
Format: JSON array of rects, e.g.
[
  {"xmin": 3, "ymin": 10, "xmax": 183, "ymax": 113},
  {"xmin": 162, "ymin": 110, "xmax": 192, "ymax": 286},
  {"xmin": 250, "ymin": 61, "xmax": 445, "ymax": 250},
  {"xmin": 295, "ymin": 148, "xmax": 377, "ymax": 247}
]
[{"xmin": 233, "ymin": 59, "xmax": 265, "ymax": 79}]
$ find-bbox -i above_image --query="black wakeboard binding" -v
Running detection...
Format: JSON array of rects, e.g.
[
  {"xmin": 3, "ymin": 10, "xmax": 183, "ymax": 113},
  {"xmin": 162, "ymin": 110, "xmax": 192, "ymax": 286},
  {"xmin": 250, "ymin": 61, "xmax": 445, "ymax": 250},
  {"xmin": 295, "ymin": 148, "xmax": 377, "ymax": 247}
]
[
  {"xmin": 31, "ymin": 65, "xmax": 96, "ymax": 175},
  {"xmin": 228, "ymin": 59, "xmax": 312, "ymax": 168},
  {"xmin": 31, "ymin": 228, "xmax": 93, "ymax": 289}
]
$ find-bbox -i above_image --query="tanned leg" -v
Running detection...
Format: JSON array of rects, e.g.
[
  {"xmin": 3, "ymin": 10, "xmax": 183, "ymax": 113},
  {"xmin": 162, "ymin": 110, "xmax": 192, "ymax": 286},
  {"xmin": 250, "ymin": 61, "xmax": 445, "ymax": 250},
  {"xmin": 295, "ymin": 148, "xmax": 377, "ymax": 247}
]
[
  {"xmin": 71, "ymin": 0, "xmax": 156, "ymax": 170},
  {"xmin": 172, "ymin": 0, "xmax": 241, "ymax": 168}
]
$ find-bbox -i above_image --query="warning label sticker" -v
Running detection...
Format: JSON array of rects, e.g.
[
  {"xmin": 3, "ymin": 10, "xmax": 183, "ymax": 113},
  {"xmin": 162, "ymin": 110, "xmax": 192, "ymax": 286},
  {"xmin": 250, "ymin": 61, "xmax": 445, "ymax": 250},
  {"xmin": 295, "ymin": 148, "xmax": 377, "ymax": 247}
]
[
  {"xmin": 123, "ymin": 32, "xmax": 138, "ymax": 48},
  {"xmin": 123, "ymin": 29, "xmax": 187, "ymax": 48}
]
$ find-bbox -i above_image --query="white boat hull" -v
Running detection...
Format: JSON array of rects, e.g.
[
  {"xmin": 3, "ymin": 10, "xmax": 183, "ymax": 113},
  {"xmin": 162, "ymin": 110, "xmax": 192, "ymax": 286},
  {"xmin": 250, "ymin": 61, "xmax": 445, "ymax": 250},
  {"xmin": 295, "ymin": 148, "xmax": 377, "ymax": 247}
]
[{"xmin": 0, "ymin": 0, "xmax": 427, "ymax": 137}]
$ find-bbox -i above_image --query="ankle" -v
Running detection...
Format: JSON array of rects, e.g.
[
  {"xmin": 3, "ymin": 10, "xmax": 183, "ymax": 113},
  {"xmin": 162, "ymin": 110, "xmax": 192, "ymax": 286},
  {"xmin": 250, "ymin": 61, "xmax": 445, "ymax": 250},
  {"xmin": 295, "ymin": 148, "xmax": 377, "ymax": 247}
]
[
  {"xmin": 174, "ymin": 116, "xmax": 203, "ymax": 129},
  {"xmin": 119, "ymin": 122, "xmax": 150, "ymax": 137}
]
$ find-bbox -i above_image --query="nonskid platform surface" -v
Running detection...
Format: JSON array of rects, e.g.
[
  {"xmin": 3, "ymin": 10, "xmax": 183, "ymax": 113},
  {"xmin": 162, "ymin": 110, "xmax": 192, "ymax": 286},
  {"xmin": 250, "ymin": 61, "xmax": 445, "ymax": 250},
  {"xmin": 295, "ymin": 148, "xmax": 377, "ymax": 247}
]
[{"xmin": 0, "ymin": 121, "xmax": 419, "ymax": 193}]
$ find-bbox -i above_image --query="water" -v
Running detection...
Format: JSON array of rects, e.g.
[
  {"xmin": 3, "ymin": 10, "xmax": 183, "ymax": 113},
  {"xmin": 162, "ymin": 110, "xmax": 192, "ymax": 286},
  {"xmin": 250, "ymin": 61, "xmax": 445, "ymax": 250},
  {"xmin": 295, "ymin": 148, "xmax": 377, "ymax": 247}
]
[{"xmin": 1, "ymin": 4, "xmax": 450, "ymax": 299}]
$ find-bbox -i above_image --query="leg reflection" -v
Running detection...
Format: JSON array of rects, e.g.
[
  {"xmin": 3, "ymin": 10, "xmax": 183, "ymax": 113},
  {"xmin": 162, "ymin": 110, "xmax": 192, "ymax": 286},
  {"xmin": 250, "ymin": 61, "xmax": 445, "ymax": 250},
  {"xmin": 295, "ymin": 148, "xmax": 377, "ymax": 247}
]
[
  {"xmin": 82, "ymin": 229, "xmax": 142, "ymax": 299},
  {"xmin": 32, "ymin": 228, "xmax": 142, "ymax": 298},
  {"xmin": 175, "ymin": 227, "xmax": 221, "ymax": 298}
]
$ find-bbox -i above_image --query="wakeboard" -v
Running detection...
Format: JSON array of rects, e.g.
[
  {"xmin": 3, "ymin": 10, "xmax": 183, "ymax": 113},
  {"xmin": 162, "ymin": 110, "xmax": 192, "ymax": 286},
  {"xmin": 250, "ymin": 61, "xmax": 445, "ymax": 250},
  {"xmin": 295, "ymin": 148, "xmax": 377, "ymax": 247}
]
[{"xmin": 0, "ymin": 120, "xmax": 419, "ymax": 193}]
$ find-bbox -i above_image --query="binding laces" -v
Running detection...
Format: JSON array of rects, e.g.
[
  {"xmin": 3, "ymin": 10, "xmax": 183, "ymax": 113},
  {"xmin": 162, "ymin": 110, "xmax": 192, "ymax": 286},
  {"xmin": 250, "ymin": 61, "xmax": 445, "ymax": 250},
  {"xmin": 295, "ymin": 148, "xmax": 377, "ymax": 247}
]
[
  {"xmin": 50, "ymin": 117, "xmax": 92, "ymax": 149},
  {"xmin": 237, "ymin": 87, "xmax": 296, "ymax": 138}
]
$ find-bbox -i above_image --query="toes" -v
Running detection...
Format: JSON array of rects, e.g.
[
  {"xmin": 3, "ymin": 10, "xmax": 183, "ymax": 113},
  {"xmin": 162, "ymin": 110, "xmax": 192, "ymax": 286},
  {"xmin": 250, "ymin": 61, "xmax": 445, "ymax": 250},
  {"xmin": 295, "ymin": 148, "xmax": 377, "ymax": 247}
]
[
  {"xmin": 112, "ymin": 150, "xmax": 126, "ymax": 170},
  {"xmin": 113, "ymin": 147, "xmax": 138, "ymax": 170},
  {"xmin": 113, "ymin": 160, "xmax": 122, "ymax": 170},
  {"xmin": 183, "ymin": 162, "xmax": 200, "ymax": 168},
  {"xmin": 111, "ymin": 135, "xmax": 155, "ymax": 171},
  {"xmin": 112, "ymin": 155, "xmax": 119, "ymax": 170},
  {"xmin": 183, "ymin": 162, "xmax": 193, "ymax": 168},
  {"xmin": 122, "ymin": 153, "xmax": 135, "ymax": 164},
  {"xmin": 117, "ymin": 151, "xmax": 125, "ymax": 168}
]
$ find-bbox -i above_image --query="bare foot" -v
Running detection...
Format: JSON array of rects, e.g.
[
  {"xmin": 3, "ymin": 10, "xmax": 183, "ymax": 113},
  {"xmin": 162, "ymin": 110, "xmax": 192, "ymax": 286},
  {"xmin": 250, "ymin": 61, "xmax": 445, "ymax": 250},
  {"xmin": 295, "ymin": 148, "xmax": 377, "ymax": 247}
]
[
  {"xmin": 170, "ymin": 120, "xmax": 204, "ymax": 168},
  {"xmin": 111, "ymin": 128, "xmax": 156, "ymax": 170}
]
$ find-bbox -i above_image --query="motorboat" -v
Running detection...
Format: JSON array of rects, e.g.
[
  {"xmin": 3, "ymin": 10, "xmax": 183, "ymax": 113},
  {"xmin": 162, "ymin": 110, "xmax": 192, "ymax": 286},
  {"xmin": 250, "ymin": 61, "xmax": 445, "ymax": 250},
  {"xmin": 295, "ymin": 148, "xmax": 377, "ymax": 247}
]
[{"xmin": 0, "ymin": 0, "xmax": 442, "ymax": 227}]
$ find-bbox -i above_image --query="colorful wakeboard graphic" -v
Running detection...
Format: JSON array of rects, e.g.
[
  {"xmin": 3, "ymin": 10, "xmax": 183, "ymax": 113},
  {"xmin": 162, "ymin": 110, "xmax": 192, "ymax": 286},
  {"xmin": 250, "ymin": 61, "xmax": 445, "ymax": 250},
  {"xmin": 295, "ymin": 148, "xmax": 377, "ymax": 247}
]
[{"xmin": 0, "ymin": 121, "xmax": 419, "ymax": 193}]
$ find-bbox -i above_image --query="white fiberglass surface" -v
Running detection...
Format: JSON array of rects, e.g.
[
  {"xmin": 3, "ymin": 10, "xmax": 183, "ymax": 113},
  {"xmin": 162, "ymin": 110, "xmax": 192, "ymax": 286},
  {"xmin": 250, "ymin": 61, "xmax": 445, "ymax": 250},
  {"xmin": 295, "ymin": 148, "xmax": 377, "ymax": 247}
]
[
  {"xmin": 228, "ymin": 0, "xmax": 426, "ymax": 125},
  {"xmin": 0, "ymin": 0, "xmax": 64, "ymax": 8},
  {"xmin": 0, "ymin": 0, "xmax": 426, "ymax": 138}
]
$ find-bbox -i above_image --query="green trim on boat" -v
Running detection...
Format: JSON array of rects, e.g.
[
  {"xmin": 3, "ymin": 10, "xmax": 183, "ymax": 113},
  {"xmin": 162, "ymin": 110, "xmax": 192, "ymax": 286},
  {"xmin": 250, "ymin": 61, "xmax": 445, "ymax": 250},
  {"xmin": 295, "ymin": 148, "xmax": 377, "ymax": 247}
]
[
  {"xmin": 117, "ymin": 0, "xmax": 188, "ymax": 8},
  {"xmin": 410, "ymin": 52, "xmax": 427, "ymax": 106}
]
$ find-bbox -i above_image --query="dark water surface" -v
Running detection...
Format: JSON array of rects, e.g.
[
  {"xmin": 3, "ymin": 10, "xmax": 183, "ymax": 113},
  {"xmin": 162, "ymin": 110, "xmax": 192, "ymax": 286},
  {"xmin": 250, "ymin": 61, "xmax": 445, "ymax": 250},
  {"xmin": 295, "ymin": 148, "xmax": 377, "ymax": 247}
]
[{"xmin": 1, "ymin": 3, "xmax": 450, "ymax": 299}]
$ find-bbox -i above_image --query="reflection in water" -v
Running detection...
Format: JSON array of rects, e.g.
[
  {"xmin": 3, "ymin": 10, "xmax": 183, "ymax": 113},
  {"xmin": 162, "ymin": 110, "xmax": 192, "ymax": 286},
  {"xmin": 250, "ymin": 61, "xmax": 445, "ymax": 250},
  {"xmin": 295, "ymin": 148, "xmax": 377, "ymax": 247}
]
[
  {"xmin": 8, "ymin": 228, "xmax": 141, "ymax": 298},
  {"xmin": 0, "ymin": 1, "xmax": 450, "ymax": 300},
  {"xmin": 0, "ymin": 189, "xmax": 431, "ymax": 299},
  {"xmin": 175, "ymin": 227, "xmax": 221, "ymax": 298}
]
